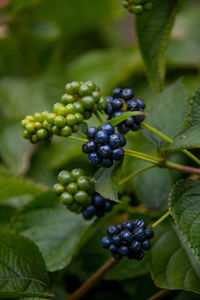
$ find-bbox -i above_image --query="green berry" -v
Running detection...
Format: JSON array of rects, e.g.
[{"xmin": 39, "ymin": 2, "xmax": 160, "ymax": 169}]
[
  {"xmin": 52, "ymin": 125, "xmax": 60, "ymax": 135},
  {"xmin": 79, "ymin": 84, "xmax": 90, "ymax": 97},
  {"xmin": 60, "ymin": 192, "xmax": 73, "ymax": 205},
  {"xmin": 82, "ymin": 96, "xmax": 95, "ymax": 110},
  {"xmin": 34, "ymin": 122, "xmax": 42, "ymax": 130},
  {"xmin": 97, "ymin": 97, "xmax": 108, "ymax": 110},
  {"xmin": 42, "ymin": 111, "xmax": 49, "ymax": 119},
  {"xmin": 74, "ymin": 190, "xmax": 88, "ymax": 205},
  {"xmin": 54, "ymin": 115, "xmax": 66, "ymax": 128},
  {"xmin": 61, "ymin": 125, "xmax": 72, "ymax": 137},
  {"xmin": 61, "ymin": 93, "xmax": 75, "ymax": 104},
  {"xmin": 74, "ymin": 102, "xmax": 84, "ymax": 114},
  {"xmin": 129, "ymin": 4, "xmax": 143, "ymax": 14},
  {"xmin": 66, "ymin": 114, "xmax": 77, "ymax": 126},
  {"xmin": 31, "ymin": 134, "xmax": 38, "ymax": 143},
  {"xmin": 66, "ymin": 182, "xmax": 78, "ymax": 194},
  {"xmin": 85, "ymin": 80, "xmax": 96, "ymax": 92},
  {"xmin": 67, "ymin": 202, "xmax": 80, "ymax": 212},
  {"xmin": 144, "ymin": 2, "xmax": 152, "ymax": 10},
  {"xmin": 92, "ymin": 91, "xmax": 100, "ymax": 102},
  {"xmin": 26, "ymin": 122, "xmax": 35, "ymax": 133},
  {"xmin": 53, "ymin": 183, "xmax": 65, "ymax": 195},
  {"xmin": 34, "ymin": 113, "xmax": 43, "ymax": 122},
  {"xmin": 42, "ymin": 120, "xmax": 52, "ymax": 131},
  {"xmin": 57, "ymin": 170, "xmax": 74, "ymax": 185},
  {"xmin": 21, "ymin": 119, "xmax": 29, "ymax": 128},
  {"xmin": 71, "ymin": 168, "xmax": 85, "ymax": 180},
  {"xmin": 66, "ymin": 104, "xmax": 76, "ymax": 114},
  {"xmin": 36, "ymin": 129, "xmax": 48, "ymax": 140},
  {"xmin": 22, "ymin": 130, "xmax": 31, "ymax": 139},
  {"xmin": 65, "ymin": 81, "xmax": 81, "ymax": 95},
  {"xmin": 26, "ymin": 115, "xmax": 34, "ymax": 122},
  {"xmin": 84, "ymin": 195, "xmax": 92, "ymax": 206},
  {"xmin": 75, "ymin": 113, "xmax": 83, "ymax": 123},
  {"xmin": 72, "ymin": 125, "xmax": 79, "ymax": 133},
  {"xmin": 122, "ymin": 0, "xmax": 129, "ymax": 8},
  {"xmin": 46, "ymin": 113, "xmax": 56, "ymax": 124},
  {"xmin": 76, "ymin": 176, "xmax": 92, "ymax": 192}
]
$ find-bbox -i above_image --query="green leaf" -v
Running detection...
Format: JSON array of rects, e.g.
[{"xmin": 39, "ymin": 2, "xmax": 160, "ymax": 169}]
[
  {"xmin": 0, "ymin": 229, "xmax": 51, "ymax": 299},
  {"xmin": 143, "ymin": 80, "xmax": 188, "ymax": 148},
  {"xmin": 94, "ymin": 161, "xmax": 122, "ymax": 202},
  {"xmin": 169, "ymin": 179, "xmax": 200, "ymax": 266},
  {"xmin": 136, "ymin": 0, "xmax": 183, "ymax": 91},
  {"xmin": 0, "ymin": 205, "xmax": 16, "ymax": 226},
  {"xmin": 10, "ymin": 191, "xmax": 92, "ymax": 272},
  {"xmin": 188, "ymin": 87, "xmax": 200, "ymax": 127},
  {"xmin": 108, "ymin": 111, "xmax": 145, "ymax": 127},
  {"xmin": 166, "ymin": 127, "xmax": 200, "ymax": 151},
  {"xmin": 145, "ymin": 220, "xmax": 200, "ymax": 293}
]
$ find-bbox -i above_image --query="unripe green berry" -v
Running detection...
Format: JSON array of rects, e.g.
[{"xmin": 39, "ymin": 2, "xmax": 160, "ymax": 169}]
[
  {"xmin": 76, "ymin": 176, "xmax": 93, "ymax": 192},
  {"xmin": 75, "ymin": 113, "xmax": 83, "ymax": 123},
  {"xmin": 22, "ymin": 130, "xmax": 31, "ymax": 139},
  {"xmin": 74, "ymin": 102, "xmax": 84, "ymax": 114},
  {"xmin": 26, "ymin": 122, "xmax": 35, "ymax": 133},
  {"xmin": 92, "ymin": 91, "xmax": 100, "ymax": 102},
  {"xmin": 34, "ymin": 122, "xmax": 42, "ymax": 130},
  {"xmin": 122, "ymin": 0, "xmax": 129, "ymax": 8},
  {"xmin": 66, "ymin": 182, "xmax": 78, "ymax": 194},
  {"xmin": 82, "ymin": 96, "xmax": 95, "ymax": 110},
  {"xmin": 54, "ymin": 103, "xmax": 68, "ymax": 116},
  {"xmin": 42, "ymin": 120, "xmax": 52, "ymax": 131},
  {"xmin": 67, "ymin": 202, "xmax": 80, "ymax": 212},
  {"xmin": 129, "ymin": 4, "xmax": 143, "ymax": 13},
  {"xmin": 53, "ymin": 183, "xmax": 65, "ymax": 195},
  {"xmin": 52, "ymin": 126, "xmax": 60, "ymax": 135},
  {"xmin": 85, "ymin": 80, "xmax": 96, "ymax": 91},
  {"xmin": 31, "ymin": 134, "xmax": 38, "ymax": 143},
  {"xmin": 26, "ymin": 115, "xmax": 34, "ymax": 122},
  {"xmin": 46, "ymin": 113, "xmax": 56, "ymax": 124},
  {"xmin": 84, "ymin": 195, "xmax": 92, "ymax": 206},
  {"xmin": 72, "ymin": 125, "xmax": 79, "ymax": 133},
  {"xmin": 42, "ymin": 111, "xmax": 49, "ymax": 119},
  {"xmin": 66, "ymin": 104, "xmax": 76, "ymax": 114},
  {"xmin": 21, "ymin": 119, "xmax": 29, "ymax": 128},
  {"xmin": 71, "ymin": 168, "xmax": 85, "ymax": 180},
  {"xmin": 79, "ymin": 84, "xmax": 90, "ymax": 97},
  {"xmin": 61, "ymin": 93, "xmax": 75, "ymax": 104},
  {"xmin": 97, "ymin": 97, "xmax": 108, "ymax": 110},
  {"xmin": 66, "ymin": 114, "xmax": 77, "ymax": 126},
  {"xmin": 54, "ymin": 115, "xmax": 66, "ymax": 128},
  {"xmin": 57, "ymin": 170, "xmax": 74, "ymax": 185},
  {"xmin": 74, "ymin": 190, "xmax": 88, "ymax": 205},
  {"xmin": 34, "ymin": 113, "xmax": 43, "ymax": 122},
  {"xmin": 36, "ymin": 128, "xmax": 48, "ymax": 140},
  {"xmin": 61, "ymin": 125, "xmax": 72, "ymax": 137},
  {"xmin": 60, "ymin": 192, "xmax": 73, "ymax": 205}
]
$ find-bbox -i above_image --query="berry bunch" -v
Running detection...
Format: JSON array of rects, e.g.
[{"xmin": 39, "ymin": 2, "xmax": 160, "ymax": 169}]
[
  {"xmin": 105, "ymin": 88, "xmax": 146, "ymax": 134},
  {"xmin": 82, "ymin": 192, "xmax": 116, "ymax": 220},
  {"xmin": 21, "ymin": 112, "xmax": 53, "ymax": 144},
  {"xmin": 102, "ymin": 219, "xmax": 154, "ymax": 260},
  {"xmin": 61, "ymin": 81, "xmax": 107, "ymax": 120},
  {"xmin": 53, "ymin": 168, "xmax": 94, "ymax": 213},
  {"xmin": 82, "ymin": 123, "xmax": 127, "ymax": 168},
  {"xmin": 122, "ymin": 0, "xmax": 153, "ymax": 14}
]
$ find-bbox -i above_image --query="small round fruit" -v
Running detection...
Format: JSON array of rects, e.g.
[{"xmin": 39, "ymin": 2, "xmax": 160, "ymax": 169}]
[
  {"xmin": 109, "ymin": 134, "xmax": 121, "ymax": 148},
  {"xmin": 54, "ymin": 116, "xmax": 66, "ymax": 128},
  {"xmin": 129, "ymin": 4, "xmax": 143, "ymax": 14},
  {"xmin": 95, "ymin": 130, "xmax": 109, "ymax": 145},
  {"xmin": 66, "ymin": 182, "xmax": 78, "ymax": 194},
  {"xmin": 36, "ymin": 129, "xmax": 48, "ymax": 140},
  {"xmin": 53, "ymin": 183, "xmax": 65, "ymax": 195},
  {"xmin": 57, "ymin": 170, "xmax": 74, "ymax": 185},
  {"xmin": 82, "ymin": 96, "xmax": 95, "ymax": 110},
  {"xmin": 100, "ymin": 123, "xmax": 114, "ymax": 135},
  {"xmin": 88, "ymin": 152, "xmax": 100, "ymax": 165},
  {"xmin": 61, "ymin": 126, "xmax": 72, "ymax": 137},
  {"xmin": 76, "ymin": 176, "xmax": 92, "ymax": 191},
  {"xmin": 71, "ymin": 168, "xmax": 85, "ymax": 180},
  {"xmin": 60, "ymin": 192, "xmax": 73, "ymax": 205},
  {"xmin": 26, "ymin": 123, "xmax": 35, "ymax": 133},
  {"xmin": 112, "ymin": 88, "xmax": 122, "ymax": 98},
  {"xmin": 74, "ymin": 190, "xmax": 88, "ymax": 205},
  {"xmin": 66, "ymin": 114, "xmax": 77, "ymax": 126},
  {"xmin": 79, "ymin": 84, "xmax": 90, "ymax": 97},
  {"xmin": 74, "ymin": 102, "xmax": 84, "ymax": 113},
  {"xmin": 87, "ymin": 126, "xmax": 98, "ymax": 139},
  {"xmin": 61, "ymin": 93, "xmax": 75, "ymax": 104}
]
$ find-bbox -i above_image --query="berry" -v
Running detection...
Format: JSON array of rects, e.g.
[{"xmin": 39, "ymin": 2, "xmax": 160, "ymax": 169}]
[
  {"xmin": 74, "ymin": 190, "xmax": 88, "ymax": 204},
  {"xmin": 95, "ymin": 130, "xmax": 109, "ymax": 145},
  {"xmin": 109, "ymin": 134, "xmax": 121, "ymax": 148},
  {"xmin": 98, "ymin": 145, "xmax": 112, "ymax": 158},
  {"xmin": 71, "ymin": 168, "xmax": 85, "ymax": 179},
  {"xmin": 112, "ymin": 99, "xmax": 123, "ymax": 111},
  {"xmin": 87, "ymin": 126, "xmax": 98, "ymax": 139},
  {"xmin": 57, "ymin": 170, "xmax": 73, "ymax": 185},
  {"xmin": 101, "ymin": 158, "xmax": 113, "ymax": 168},
  {"xmin": 100, "ymin": 123, "xmax": 114, "ymax": 135},
  {"xmin": 53, "ymin": 183, "xmax": 65, "ymax": 195},
  {"xmin": 66, "ymin": 183, "xmax": 78, "ymax": 194},
  {"xmin": 112, "ymin": 88, "xmax": 122, "ymax": 98},
  {"xmin": 112, "ymin": 147, "xmax": 124, "ymax": 161},
  {"xmin": 102, "ymin": 219, "xmax": 154, "ymax": 260},
  {"xmin": 121, "ymin": 88, "xmax": 134, "ymax": 100},
  {"xmin": 88, "ymin": 152, "xmax": 100, "ymax": 166},
  {"xmin": 145, "ymin": 228, "xmax": 154, "ymax": 239},
  {"xmin": 60, "ymin": 192, "xmax": 73, "ymax": 205},
  {"xmin": 135, "ymin": 98, "xmax": 146, "ymax": 110},
  {"xmin": 93, "ymin": 194, "xmax": 105, "ymax": 207}
]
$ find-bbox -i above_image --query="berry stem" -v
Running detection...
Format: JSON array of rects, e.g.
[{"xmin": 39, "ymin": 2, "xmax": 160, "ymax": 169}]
[
  {"xmin": 119, "ymin": 165, "xmax": 156, "ymax": 185},
  {"xmin": 77, "ymin": 131, "xmax": 87, "ymax": 139},
  {"xmin": 94, "ymin": 111, "xmax": 104, "ymax": 125},
  {"xmin": 142, "ymin": 122, "xmax": 200, "ymax": 165},
  {"xmin": 65, "ymin": 258, "xmax": 119, "ymax": 300},
  {"xmin": 67, "ymin": 136, "xmax": 87, "ymax": 143},
  {"xmin": 124, "ymin": 149, "xmax": 160, "ymax": 164},
  {"xmin": 151, "ymin": 211, "xmax": 170, "ymax": 229},
  {"xmin": 148, "ymin": 289, "xmax": 170, "ymax": 300}
]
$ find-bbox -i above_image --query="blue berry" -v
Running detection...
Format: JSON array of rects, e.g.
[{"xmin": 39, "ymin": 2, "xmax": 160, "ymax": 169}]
[
  {"xmin": 130, "ymin": 240, "xmax": 142, "ymax": 252},
  {"xmin": 134, "ymin": 251, "xmax": 144, "ymax": 260},
  {"xmin": 112, "ymin": 99, "xmax": 123, "ymax": 111},
  {"xmin": 109, "ymin": 134, "xmax": 121, "ymax": 148},
  {"xmin": 136, "ymin": 98, "xmax": 146, "ymax": 110},
  {"xmin": 93, "ymin": 194, "xmax": 105, "ymax": 207},
  {"xmin": 86, "ymin": 140, "xmax": 97, "ymax": 152},
  {"xmin": 104, "ymin": 200, "xmax": 113, "ymax": 211},
  {"xmin": 130, "ymin": 122, "xmax": 140, "ymax": 131},
  {"xmin": 120, "ymin": 230, "xmax": 133, "ymax": 243},
  {"xmin": 119, "ymin": 246, "xmax": 130, "ymax": 256},
  {"xmin": 82, "ymin": 143, "xmax": 89, "ymax": 153},
  {"xmin": 127, "ymin": 100, "xmax": 139, "ymax": 111},
  {"xmin": 107, "ymin": 225, "xmax": 119, "ymax": 236},
  {"xmin": 101, "ymin": 158, "xmax": 113, "ymax": 168},
  {"xmin": 113, "ymin": 111, "xmax": 122, "ymax": 118},
  {"xmin": 121, "ymin": 88, "xmax": 134, "ymax": 100},
  {"xmin": 88, "ymin": 152, "xmax": 100, "ymax": 165},
  {"xmin": 105, "ymin": 98, "xmax": 113, "ymax": 115},
  {"xmin": 119, "ymin": 134, "xmax": 127, "ymax": 147},
  {"xmin": 112, "ymin": 235, "xmax": 121, "ymax": 246},
  {"xmin": 98, "ymin": 145, "xmax": 112, "ymax": 158},
  {"xmin": 96, "ymin": 210, "xmax": 105, "ymax": 217},
  {"xmin": 82, "ymin": 209, "xmax": 93, "ymax": 220},
  {"xmin": 112, "ymin": 88, "xmax": 122, "ymax": 98},
  {"xmin": 118, "ymin": 123, "xmax": 129, "ymax": 134},
  {"xmin": 135, "ymin": 114, "xmax": 145, "ymax": 124},
  {"xmin": 145, "ymin": 228, "xmax": 154, "ymax": 239},
  {"xmin": 95, "ymin": 130, "xmax": 109, "ymax": 144},
  {"xmin": 109, "ymin": 244, "xmax": 118, "ymax": 253},
  {"xmin": 133, "ymin": 228, "xmax": 146, "ymax": 242},
  {"xmin": 87, "ymin": 126, "xmax": 98, "ymax": 139},
  {"xmin": 125, "ymin": 117, "xmax": 135, "ymax": 127},
  {"xmin": 142, "ymin": 240, "xmax": 151, "ymax": 250},
  {"xmin": 137, "ymin": 220, "xmax": 146, "ymax": 229},
  {"xmin": 112, "ymin": 147, "xmax": 124, "ymax": 161},
  {"xmin": 101, "ymin": 237, "xmax": 111, "ymax": 249},
  {"xmin": 122, "ymin": 221, "xmax": 134, "ymax": 231},
  {"xmin": 86, "ymin": 205, "xmax": 96, "ymax": 215},
  {"xmin": 100, "ymin": 123, "xmax": 114, "ymax": 135}
]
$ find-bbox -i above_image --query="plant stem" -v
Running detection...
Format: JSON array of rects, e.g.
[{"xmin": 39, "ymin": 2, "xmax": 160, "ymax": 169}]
[
  {"xmin": 148, "ymin": 289, "xmax": 170, "ymax": 300},
  {"xmin": 142, "ymin": 122, "xmax": 200, "ymax": 165},
  {"xmin": 67, "ymin": 136, "xmax": 87, "ymax": 143},
  {"xmin": 119, "ymin": 165, "xmax": 156, "ymax": 185},
  {"xmin": 94, "ymin": 111, "xmax": 104, "ymax": 125},
  {"xmin": 66, "ymin": 258, "xmax": 119, "ymax": 300},
  {"xmin": 77, "ymin": 131, "xmax": 87, "ymax": 139},
  {"xmin": 152, "ymin": 211, "xmax": 170, "ymax": 229},
  {"xmin": 125, "ymin": 149, "xmax": 160, "ymax": 164}
]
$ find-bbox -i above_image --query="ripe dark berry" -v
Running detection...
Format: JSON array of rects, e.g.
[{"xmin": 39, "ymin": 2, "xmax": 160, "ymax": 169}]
[
  {"xmin": 102, "ymin": 219, "xmax": 153, "ymax": 260},
  {"xmin": 105, "ymin": 101, "xmax": 113, "ymax": 115},
  {"xmin": 100, "ymin": 123, "xmax": 114, "ymax": 135},
  {"xmin": 145, "ymin": 228, "xmax": 154, "ymax": 239},
  {"xmin": 135, "ymin": 98, "xmax": 146, "ymax": 110},
  {"xmin": 101, "ymin": 158, "xmax": 113, "ymax": 168},
  {"xmin": 112, "ymin": 147, "xmax": 124, "ymax": 161},
  {"xmin": 112, "ymin": 99, "xmax": 123, "ymax": 111},
  {"xmin": 112, "ymin": 88, "xmax": 122, "ymax": 98},
  {"xmin": 109, "ymin": 134, "xmax": 121, "ymax": 149},
  {"xmin": 127, "ymin": 100, "xmax": 139, "ymax": 111},
  {"xmin": 121, "ymin": 88, "xmax": 134, "ymax": 100},
  {"xmin": 88, "ymin": 152, "xmax": 100, "ymax": 166},
  {"xmin": 93, "ymin": 194, "xmax": 105, "ymax": 207},
  {"xmin": 87, "ymin": 126, "xmax": 98, "ymax": 139},
  {"xmin": 98, "ymin": 145, "xmax": 112, "ymax": 158},
  {"xmin": 86, "ymin": 140, "xmax": 97, "ymax": 152},
  {"xmin": 95, "ymin": 130, "xmax": 109, "ymax": 144},
  {"xmin": 118, "ymin": 123, "xmax": 129, "ymax": 134},
  {"xmin": 102, "ymin": 237, "xmax": 111, "ymax": 249}
]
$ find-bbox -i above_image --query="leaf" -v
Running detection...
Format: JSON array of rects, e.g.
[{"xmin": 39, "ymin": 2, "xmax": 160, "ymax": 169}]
[
  {"xmin": 166, "ymin": 127, "xmax": 200, "ymax": 151},
  {"xmin": 145, "ymin": 220, "xmax": 200, "ymax": 293},
  {"xmin": 0, "ymin": 205, "xmax": 16, "ymax": 226},
  {"xmin": 188, "ymin": 87, "xmax": 200, "ymax": 127},
  {"xmin": 0, "ymin": 229, "xmax": 51, "ymax": 299},
  {"xmin": 10, "ymin": 191, "xmax": 92, "ymax": 272},
  {"xmin": 136, "ymin": 0, "xmax": 183, "ymax": 91},
  {"xmin": 94, "ymin": 161, "xmax": 122, "ymax": 202},
  {"xmin": 143, "ymin": 80, "xmax": 188, "ymax": 148},
  {"xmin": 108, "ymin": 111, "xmax": 145, "ymax": 127},
  {"xmin": 169, "ymin": 179, "xmax": 200, "ymax": 266}
]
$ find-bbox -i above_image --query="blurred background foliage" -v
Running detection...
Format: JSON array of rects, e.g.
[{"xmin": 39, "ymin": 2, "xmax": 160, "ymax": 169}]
[{"xmin": 0, "ymin": 0, "xmax": 200, "ymax": 299}]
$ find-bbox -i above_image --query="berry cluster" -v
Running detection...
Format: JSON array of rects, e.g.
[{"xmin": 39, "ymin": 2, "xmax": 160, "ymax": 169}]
[
  {"xmin": 82, "ymin": 192, "xmax": 116, "ymax": 220},
  {"xmin": 53, "ymin": 169, "xmax": 94, "ymax": 213},
  {"xmin": 105, "ymin": 88, "xmax": 145, "ymax": 134},
  {"xmin": 82, "ymin": 123, "xmax": 127, "ymax": 168},
  {"xmin": 61, "ymin": 81, "xmax": 107, "ymax": 120},
  {"xmin": 21, "ymin": 112, "xmax": 53, "ymax": 144},
  {"xmin": 102, "ymin": 219, "xmax": 154, "ymax": 260},
  {"xmin": 122, "ymin": 0, "xmax": 153, "ymax": 14}
]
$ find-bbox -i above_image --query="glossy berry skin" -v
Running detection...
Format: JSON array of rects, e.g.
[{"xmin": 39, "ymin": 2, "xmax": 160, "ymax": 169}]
[
  {"xmin": 122, "ymin": 0, "xmax": 153, "ymax": 15},
  {"xmin": 100, "ymin": 123, "xmax": 114, "ymax": 135},
  {"xmin": 82, "ymin": 192, "xmax": 116, "ymax": 220},
  {"xmin": 88, "ymin": 152, "xmax": 100, "ymax": 166},
  {"xmin": 98, "ymin": 145, "xmax": 112, "ymax": 158},
  {"xmin": 121, "ymin": 88, "xmax": 134, "ymax": 100},
  {"xmin": 87, "ymin": 126, "xmax": 98, "ymax": 139},
  {"xmin": 102, "ymin": 219, "xmax": 154, "ymax": 260},
  {"xmin": 112, "ymin": 88, "xmax": 122, "ymax": 98},
  {"xmin": 95, "ymin": 130, "xmax": 109, "ymax": 145}
]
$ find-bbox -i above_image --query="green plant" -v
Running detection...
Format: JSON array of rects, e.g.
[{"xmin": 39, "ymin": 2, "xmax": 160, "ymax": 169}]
[{"xmin": 1, "ymin": 0, "xmax": 200, "ymax": 300}]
